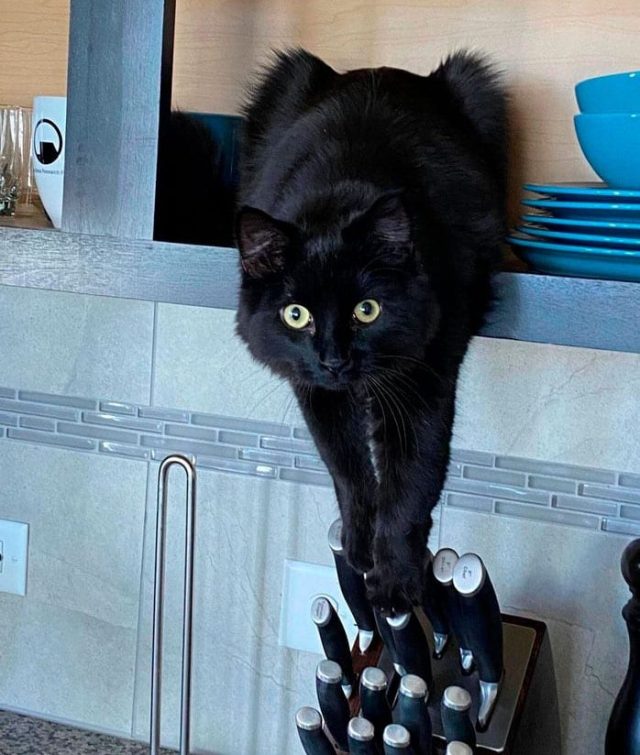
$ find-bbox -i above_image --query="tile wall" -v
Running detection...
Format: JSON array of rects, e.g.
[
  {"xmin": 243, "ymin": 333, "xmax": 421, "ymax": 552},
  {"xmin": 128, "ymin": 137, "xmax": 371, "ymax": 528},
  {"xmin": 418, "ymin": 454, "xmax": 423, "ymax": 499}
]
[{"xmin": 0, "ymin": 284, "xmax": 638, "ymax": 753}]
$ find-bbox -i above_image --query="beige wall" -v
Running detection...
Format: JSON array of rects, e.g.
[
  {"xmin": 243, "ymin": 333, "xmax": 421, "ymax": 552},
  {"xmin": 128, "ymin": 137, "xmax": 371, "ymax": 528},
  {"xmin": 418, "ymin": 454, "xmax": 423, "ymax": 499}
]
[
  {"xmin": 3, "ymin": 0, "xmax": 640, "ymax": 218},
  {"xmin": 0, "ymin": 0, "xmax": 69, "ymax": 105},
  {"xmin": 170, "ymin": 0, "xmax": 640, "ymax": 222}
]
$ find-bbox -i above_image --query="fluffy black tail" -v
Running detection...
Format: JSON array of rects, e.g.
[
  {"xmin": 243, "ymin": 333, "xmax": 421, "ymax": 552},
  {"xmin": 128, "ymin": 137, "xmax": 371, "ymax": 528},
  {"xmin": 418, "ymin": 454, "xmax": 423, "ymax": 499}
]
[
  {"xmin": 239, "ymin": 48, "xmax": 336, "ymax": 194},
  {"xmin": 433, "ymin": 51, "xmax": 508, "ymax": 191}
]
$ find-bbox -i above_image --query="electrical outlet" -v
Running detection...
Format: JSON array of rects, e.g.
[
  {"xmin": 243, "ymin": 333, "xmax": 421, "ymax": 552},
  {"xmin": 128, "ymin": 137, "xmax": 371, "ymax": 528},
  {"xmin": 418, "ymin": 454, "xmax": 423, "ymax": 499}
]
[
  {"xmin": 279, "ymin": 559, "xmax": 358, "ymax": 654},
  {"xmin": 0, "ymin": 519, "xmax": 29, "ymax": 596}
]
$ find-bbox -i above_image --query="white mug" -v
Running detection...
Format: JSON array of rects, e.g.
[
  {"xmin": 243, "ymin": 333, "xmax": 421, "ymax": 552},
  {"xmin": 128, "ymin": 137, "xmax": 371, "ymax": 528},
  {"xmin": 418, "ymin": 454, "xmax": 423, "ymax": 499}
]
[{"xmin": 32, "ymin": 96, "xmax": 66, "ymax": 228}]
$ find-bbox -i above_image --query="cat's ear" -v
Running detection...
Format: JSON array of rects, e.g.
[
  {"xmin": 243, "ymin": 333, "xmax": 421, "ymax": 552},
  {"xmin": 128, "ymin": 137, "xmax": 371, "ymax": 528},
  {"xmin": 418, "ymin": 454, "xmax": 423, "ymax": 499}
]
[
  {"xmin": 236, "ymin": 207, "xmax": 296, "ymax": 279},
  {"xmin": 344, "ymin": 192, "xmax": 411, "ymax": 250}
]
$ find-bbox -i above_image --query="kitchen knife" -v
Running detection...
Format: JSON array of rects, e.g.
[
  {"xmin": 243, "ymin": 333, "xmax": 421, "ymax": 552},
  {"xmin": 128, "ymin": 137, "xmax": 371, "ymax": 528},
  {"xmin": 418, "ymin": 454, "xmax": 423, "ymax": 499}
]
[
  {"xmin": 440, "ymin": 686, "xmax": 476, "ymax": 749},
  {"xmin": 433, "ymin": 548, "xmax": 475, "ymax": 675},
  {"xmin": 383, "ymin": 724, "xmax": 415, "ymax": 753},
  {"xmin": 393, "ymin": 674, "xmax": 432, "ymax": 755},
  {"xmin": 315, "ymin": 659, "xmax": 350, "ymax": 751},
  {"xmin": 360, "ymin": 666, "xmax": 393, "ymax": 741},
  {"xmin": 295, "ymin": 707, "xmax": 336, "ymax": 755},
  {"xmin": 311, "ymin": 596, "xmax": 355, "ymax": 697},
  {"xmin": 446, "ymin": 743, "xmax": 473, "ymax": 755},
  {"xmin": 347, "ymin": 716, "xmax": 378, "ymax": 755},
  {"xmin": 422, "ymin": 549, "xmax": 451, "ymax": 659},
  {"xmin": 386, "ymin": 611, "xmax": 433, "ymax": 695},
  {"xmin": 374, "ymin": 605, "xmax": 403, "ymax": 675},
  {"xmin": 452, "ymin": 553, "xmax": 504, "ymax": 731},
  {"xmin": 328, "ymin": 518, "xmax": 377, "ymax": 653}
]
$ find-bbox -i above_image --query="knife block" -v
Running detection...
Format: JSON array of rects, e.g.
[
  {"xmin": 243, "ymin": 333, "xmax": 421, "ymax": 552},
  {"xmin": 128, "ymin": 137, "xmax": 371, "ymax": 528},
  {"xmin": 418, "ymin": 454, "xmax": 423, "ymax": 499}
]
[{"xmin": 343, "ymin": 612, "xmax": 560, "ymax": 755}]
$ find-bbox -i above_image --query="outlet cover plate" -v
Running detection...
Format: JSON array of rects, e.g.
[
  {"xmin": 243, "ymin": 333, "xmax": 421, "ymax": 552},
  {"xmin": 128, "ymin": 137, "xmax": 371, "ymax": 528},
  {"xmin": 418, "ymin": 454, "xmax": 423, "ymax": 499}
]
[
  {"xmin": 279, "ymin": 559, "xmax": 357, "ymax": 654},
  {"xmin": 0, "ymin": 519, "xmax": 29, "ymax": 596}
]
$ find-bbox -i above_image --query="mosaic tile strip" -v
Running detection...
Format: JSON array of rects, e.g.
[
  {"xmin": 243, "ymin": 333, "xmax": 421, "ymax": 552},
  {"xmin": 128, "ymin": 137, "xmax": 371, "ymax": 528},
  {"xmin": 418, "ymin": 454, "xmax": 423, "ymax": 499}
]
[{"xmin": 0, "ymin": 386, "xmax": 638, "ymax": 537}]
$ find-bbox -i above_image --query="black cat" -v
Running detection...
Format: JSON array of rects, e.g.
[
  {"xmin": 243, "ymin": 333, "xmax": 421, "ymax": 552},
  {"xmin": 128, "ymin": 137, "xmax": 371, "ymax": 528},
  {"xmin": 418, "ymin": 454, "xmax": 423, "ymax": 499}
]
[{"xmin": 235, "ymin": 49, "xmax": 507, "ymax": 614}]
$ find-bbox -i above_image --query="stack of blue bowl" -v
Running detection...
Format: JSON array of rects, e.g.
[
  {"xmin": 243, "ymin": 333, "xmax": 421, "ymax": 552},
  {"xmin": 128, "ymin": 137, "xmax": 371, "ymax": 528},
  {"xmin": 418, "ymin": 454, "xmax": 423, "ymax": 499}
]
[{"xmin": 509, "ymin": 71, "xmax": 640, "ymax": 282}]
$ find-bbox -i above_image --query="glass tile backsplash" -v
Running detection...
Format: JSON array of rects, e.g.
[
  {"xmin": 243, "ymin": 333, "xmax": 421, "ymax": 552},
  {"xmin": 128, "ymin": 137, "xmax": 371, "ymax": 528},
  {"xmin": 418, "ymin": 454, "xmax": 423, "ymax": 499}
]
[{"xmin": 0, "ymin": 384, "xmax": 638, "ymax": 537}]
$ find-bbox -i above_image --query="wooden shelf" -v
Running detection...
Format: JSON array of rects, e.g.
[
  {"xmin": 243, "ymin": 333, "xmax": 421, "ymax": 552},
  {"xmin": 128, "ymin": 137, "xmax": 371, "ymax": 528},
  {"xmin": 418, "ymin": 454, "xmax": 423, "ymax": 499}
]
[
  {"xmin": 0, "ymin": 199, "xmax": 52, "ymax": 232},
  {"xmin": 1, "ymin": 225, "xmax": 638, "ymax": 354}
]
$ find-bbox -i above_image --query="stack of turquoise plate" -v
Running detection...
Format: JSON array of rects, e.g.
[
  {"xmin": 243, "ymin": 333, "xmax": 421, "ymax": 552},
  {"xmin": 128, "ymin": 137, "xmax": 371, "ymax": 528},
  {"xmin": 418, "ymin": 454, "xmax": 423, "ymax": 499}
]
[{"xmin": 508, "ymin": 183, "xmax": 640, "ymax": 282}]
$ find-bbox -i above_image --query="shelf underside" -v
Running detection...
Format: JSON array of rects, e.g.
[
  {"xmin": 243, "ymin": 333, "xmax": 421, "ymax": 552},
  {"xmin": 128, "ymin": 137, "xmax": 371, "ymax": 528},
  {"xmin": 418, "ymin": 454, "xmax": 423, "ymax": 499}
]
[{"xmin": 1, "ymin": 227, "xmax": 639, "ymax": 354}]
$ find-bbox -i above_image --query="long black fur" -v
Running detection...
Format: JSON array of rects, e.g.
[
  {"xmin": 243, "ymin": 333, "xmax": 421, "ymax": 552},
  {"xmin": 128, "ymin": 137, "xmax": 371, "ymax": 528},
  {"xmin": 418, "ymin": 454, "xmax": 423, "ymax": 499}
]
[{"xmin": 235, "ymin": 49, "xmax": 507, "ymax": 613}]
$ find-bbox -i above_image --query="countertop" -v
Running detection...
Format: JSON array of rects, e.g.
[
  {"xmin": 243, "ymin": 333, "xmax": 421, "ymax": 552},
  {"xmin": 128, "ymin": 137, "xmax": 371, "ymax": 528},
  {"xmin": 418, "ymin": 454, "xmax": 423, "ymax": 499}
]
[{"xmin": 0, "ymin": 710, "xmax": 173, "ymax": 754}]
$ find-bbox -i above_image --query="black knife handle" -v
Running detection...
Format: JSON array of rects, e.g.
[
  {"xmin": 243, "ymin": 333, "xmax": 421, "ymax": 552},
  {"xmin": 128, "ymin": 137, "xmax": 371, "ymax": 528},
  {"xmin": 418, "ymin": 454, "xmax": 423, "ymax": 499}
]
[
  {"xmin": 316, "ymin": 659, "xmax": 351, "ymax": 751},
  {"xmin": 446, "ymin": 743, "xmax": 474, "ymax": 755},
  {"xmin": 295, "ymin": 707, "xmax": 337, "ymax": 755},
  {"xmin": 374, "ymin": 606, "xmax": 400, "ymax": 670},
  {"xmin": 383, "ymin": 724, "xmax": 415, "ymax": 753},
  {"xmin": 452, "ymin": 554, "xmax": 503, "ymax": 684},
  {"xmin": 386, "ymin": 611, "xmax": 433, "ymax": 692},
  {"xmin": 348, "ymin": 716, "xmax": 378, "ymax": 754},
  {"xmin": 360, "ymin": 666, "xmax": 392, "ymax": 740},
  {"xmin": 441, "ymin": 686, "xmax": 476, "ymax": 749},
  {"xmin": 422, "ymin": 550, "xmax": 451, "ymax": 638},
  {"xmin": 433, "ymin": 549, "xmax": 474, "ymax": 673},
  {"xmin": 328, "ymin": 519, "xmax": 377, "ymax": 637},
  {"xmin": 394, "ymin": 674, "xmax": 432, "ymax": 755},
  {"xmin": 311, "ymin": 596, "xmax": 355, "ymax": 693}
]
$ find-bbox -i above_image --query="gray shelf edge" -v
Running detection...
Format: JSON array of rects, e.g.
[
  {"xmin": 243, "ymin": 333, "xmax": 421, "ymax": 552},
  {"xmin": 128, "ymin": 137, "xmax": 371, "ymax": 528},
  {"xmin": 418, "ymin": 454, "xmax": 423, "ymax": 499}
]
[{"xmin": 1, "ymin": 226, "xmax": 639, "ymax": 354}]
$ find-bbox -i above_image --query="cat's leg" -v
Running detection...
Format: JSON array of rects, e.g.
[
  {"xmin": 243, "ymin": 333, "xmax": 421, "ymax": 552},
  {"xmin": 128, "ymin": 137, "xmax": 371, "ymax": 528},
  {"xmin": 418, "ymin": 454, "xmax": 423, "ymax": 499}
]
[
  {"xmin": 294, "ymin": 385, "xmax": 378, "ymax": 573},
  {"xmin": 365, "ymin": 386, "xmax": 455, "ymax": 614}
]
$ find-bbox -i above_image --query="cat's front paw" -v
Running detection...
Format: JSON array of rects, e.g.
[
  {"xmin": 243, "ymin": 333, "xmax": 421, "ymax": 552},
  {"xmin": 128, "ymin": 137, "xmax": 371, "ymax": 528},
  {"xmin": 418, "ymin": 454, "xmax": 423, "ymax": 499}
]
[
  {"xmin": 365, "ymin": 559, "xmax": 423, "ymax": 616},
  {"xmin": 342, "ymin": 524, "xmax": 374, "ymax": 574}
]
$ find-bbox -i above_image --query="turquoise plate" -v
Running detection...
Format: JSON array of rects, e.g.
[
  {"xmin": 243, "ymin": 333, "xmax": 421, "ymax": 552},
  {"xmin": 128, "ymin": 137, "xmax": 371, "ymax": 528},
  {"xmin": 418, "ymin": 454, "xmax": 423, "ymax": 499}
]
[
  {"xmin": 522, "ymin": 198, "xmax": 640, "ymax": 220},
  {"xmin": 516, "ymin": 224, "xmax": 640, "ymax": 249},
  {"xmin": 524, "ymin": 182, "xmax": 640, "ymax": 202},
  {"xmin": 522, "ymin": 213, "xmax": 640, "ymax": 236},
  {"xmin": 507, "ymin": 234, "xmax": 640, "ymax": 282}
]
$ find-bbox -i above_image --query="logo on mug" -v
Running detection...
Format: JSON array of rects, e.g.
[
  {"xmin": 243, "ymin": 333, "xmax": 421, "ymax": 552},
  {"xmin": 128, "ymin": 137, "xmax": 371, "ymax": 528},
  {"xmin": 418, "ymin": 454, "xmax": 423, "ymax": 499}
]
[{"xmin": 33, "ymin": 118, "xmax": 63, "ymax": 165}]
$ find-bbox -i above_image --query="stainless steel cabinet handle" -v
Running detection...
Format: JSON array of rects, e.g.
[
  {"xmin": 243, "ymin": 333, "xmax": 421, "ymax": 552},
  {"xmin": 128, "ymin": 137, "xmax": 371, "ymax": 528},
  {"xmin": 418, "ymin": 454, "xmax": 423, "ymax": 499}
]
[{"xmin": 150, "ymin": 454, "xmax": 197, "ymax": 755}]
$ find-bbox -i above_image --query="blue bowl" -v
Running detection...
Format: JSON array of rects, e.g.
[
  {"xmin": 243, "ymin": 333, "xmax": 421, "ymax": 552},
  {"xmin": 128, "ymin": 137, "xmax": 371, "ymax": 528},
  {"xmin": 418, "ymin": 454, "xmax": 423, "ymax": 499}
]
[
  {"xmin": 576, "ymin": 70, "xmax": 640, "ymax": 114},
  {"xmin": 574, "ymin": 114, "xmax": 640, "ymax": 189}
]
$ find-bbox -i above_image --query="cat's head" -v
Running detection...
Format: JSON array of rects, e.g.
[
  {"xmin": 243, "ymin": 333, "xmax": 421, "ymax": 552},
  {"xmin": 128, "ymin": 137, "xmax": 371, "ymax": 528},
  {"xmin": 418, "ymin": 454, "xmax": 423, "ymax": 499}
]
[{"xmin": 235, "ymin": 193, "xmax": 440, "ymax": 391}]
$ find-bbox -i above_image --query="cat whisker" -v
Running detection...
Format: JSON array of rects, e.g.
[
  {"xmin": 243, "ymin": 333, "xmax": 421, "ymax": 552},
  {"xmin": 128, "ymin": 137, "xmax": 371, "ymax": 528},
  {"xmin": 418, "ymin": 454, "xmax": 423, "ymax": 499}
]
[
  {"xmin": 247, "ymin": 377, "xmax": 291, "ymax": 419},
  {"xmin": 375, "ymin": 367, "xmax": 433, "ymax": 413},
  {"xmin": 369, "ymin": 374, "xmax": 411, "ymax": 458},
  {"xmin": 375, "ymin": 372, "xmax": 421, "ymax": 455},
  {"xmin": 376, "ymin": 354, "xmax": 441, "ymax": 379}
]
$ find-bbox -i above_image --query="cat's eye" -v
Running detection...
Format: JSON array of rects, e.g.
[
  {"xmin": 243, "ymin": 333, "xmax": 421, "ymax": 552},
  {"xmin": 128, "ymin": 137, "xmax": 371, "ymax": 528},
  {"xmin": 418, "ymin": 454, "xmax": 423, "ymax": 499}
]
[
  {"xmin": 281, "ymin": 303, "xmax": 313, "ymax": 330},
  {"xmin": 353, "ymin": 299, "xmax": 381, "ymax": 324}
]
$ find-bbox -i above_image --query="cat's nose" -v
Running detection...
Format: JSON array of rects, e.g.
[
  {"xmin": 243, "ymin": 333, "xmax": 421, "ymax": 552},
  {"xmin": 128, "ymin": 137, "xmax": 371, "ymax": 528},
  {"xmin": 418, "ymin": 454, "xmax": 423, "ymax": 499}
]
[{"xmin": 320, "ymin": 357, "xmax": 351, "ymax": 376}]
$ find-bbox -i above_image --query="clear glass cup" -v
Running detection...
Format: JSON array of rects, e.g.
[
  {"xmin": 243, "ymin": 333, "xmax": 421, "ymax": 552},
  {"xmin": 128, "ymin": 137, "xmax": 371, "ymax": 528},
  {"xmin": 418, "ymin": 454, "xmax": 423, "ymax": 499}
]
[{"xmin": 0, "ymin": 105, "xmax": 35, "ymax": 216}]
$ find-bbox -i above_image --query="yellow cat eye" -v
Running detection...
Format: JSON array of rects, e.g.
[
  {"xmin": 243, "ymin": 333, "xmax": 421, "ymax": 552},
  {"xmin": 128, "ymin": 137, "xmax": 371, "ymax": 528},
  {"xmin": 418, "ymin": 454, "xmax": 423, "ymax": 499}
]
[
  {"xmin": 353, "ymin": 299, "xmax": 381, "ymax": 324},
  {"xmin": 281, "ymin": 303, "xmax": 313, "ymax": 330}
]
